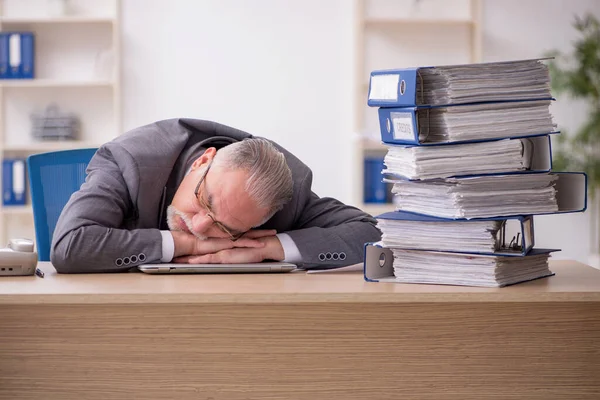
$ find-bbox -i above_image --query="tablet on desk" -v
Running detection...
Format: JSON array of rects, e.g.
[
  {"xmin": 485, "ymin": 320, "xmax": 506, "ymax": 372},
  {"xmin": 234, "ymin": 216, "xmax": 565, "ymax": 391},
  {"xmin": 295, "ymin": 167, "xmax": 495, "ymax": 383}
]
[{"xmin": 138, "ymin": 262, "xmax": 297, "ymax": 274}]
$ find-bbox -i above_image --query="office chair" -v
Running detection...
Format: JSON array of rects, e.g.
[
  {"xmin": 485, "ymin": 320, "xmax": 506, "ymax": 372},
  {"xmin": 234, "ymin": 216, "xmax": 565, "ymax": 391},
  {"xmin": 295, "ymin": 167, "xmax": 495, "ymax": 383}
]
[{"xmin": 27, "ymin": 148, "xmax": 98, "ymax": 261}]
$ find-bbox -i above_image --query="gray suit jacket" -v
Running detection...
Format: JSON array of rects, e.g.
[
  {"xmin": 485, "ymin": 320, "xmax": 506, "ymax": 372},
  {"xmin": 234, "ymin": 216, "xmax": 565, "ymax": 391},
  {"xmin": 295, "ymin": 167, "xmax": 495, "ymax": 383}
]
[{"xmin": 51, "ymin": 119, "xmax": 381, "ymax": 273}]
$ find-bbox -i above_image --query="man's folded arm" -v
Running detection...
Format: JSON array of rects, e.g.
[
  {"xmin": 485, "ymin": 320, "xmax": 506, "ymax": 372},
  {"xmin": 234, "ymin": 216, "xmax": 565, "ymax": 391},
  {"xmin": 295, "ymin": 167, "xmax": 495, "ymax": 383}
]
[
  {"xmin": 51, "ymin": 146, "xmax": 163, "ymax": 273},
  {"xmin": 283, "ymin": 172, "xmax": 382, "ymax": 269}
]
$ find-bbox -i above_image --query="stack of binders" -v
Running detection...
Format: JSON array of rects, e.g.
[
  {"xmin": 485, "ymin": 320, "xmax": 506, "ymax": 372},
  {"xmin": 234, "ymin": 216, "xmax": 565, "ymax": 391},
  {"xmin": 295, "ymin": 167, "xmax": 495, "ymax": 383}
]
[{"xmin": 363, "ymin": 58, "xmax": 588, "ymax": 288}]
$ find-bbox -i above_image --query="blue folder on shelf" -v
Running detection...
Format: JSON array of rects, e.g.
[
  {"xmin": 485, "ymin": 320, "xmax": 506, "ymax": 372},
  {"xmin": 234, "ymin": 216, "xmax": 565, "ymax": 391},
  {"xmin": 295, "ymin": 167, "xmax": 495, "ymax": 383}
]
[
  {"xmin": 363, "ymin": 157, "xmax": 387, "ymax": 203},
  {"xmin": 2, "ymin": 158, "xmax": 27, "ymax": 206},
  {"xmin": 377, "ymin": 101, "xmax": 559, "ymax": 146},
  {"xmin": 3, "ymin": 32, "xmax": 35, "ymax": 79},
  {"xmin": 0, "ymin": 33, "xmax": 9, "ymax": 79},
  {"xmin": 375, "ymin": 211, "xmax": 534, "ymax": 256}
]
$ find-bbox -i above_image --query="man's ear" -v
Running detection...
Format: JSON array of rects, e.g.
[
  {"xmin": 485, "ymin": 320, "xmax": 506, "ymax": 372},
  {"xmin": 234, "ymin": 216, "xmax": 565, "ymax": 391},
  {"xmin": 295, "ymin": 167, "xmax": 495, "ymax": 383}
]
[{"xmin": 190, "ymin": 147, "xmax": 217, "ymax": 170}]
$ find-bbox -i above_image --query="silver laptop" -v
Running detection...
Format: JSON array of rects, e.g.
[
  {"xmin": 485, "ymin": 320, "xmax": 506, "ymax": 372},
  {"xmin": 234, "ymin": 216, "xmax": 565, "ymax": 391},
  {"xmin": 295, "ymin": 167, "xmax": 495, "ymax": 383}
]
[{"xmin": 138, "ymin": 262, "xmax": 297, "ymax": 274}]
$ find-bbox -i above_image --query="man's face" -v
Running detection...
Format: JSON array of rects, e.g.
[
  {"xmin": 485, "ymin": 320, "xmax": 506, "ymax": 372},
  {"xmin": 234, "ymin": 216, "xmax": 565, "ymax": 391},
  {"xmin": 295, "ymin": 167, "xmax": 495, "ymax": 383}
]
[{"xmin": 167, "ymin": 149, "xmax": 270, "ymax": 240}]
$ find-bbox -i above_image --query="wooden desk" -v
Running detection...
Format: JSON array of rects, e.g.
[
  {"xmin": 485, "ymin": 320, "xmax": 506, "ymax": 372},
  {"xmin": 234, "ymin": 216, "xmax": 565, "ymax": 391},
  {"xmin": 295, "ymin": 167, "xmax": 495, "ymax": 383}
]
[{"xmin": 1, "ymin": 261, "xmax": 599, "ymax": 400}]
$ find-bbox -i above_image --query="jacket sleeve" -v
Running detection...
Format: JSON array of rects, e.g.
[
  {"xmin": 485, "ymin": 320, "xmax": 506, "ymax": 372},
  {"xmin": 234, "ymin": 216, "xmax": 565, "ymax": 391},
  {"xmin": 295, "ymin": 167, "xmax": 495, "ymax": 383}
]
[
  {"xmin": 283, "ymin": 169, "xmax": 382, "ymax": 269},
  {"xmin": 50, "ymin": 145, "xmax": 163, "ymax": 273}
]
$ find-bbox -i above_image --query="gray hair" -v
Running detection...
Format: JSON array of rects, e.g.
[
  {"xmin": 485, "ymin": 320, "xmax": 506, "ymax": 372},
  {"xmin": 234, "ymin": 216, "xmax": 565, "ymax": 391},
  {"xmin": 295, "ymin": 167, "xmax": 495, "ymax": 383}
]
[{"xmin": 213, "ymin": 138, "xmax": 293, "ymax": 221}]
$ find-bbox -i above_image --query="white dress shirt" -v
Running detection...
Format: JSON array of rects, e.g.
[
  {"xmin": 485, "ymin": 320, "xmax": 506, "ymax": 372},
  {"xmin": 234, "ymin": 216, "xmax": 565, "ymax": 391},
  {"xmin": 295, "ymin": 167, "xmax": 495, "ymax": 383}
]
[{"xmin": 160, "ymin": 231, "xmax": 302, "ymax": 263}]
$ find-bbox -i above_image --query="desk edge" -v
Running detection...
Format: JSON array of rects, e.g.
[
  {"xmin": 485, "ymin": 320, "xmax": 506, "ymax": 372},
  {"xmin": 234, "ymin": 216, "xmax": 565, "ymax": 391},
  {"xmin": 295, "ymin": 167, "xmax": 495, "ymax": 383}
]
[{"xmin": 1, "ymin": 292, "xmax": 600, "ymax": 305}]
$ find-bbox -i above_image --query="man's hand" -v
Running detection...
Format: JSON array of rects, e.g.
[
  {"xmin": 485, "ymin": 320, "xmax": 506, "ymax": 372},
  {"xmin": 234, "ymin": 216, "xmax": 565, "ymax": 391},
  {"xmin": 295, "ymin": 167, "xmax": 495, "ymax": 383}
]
[
  {"xmin": 173, "ymin": 235, "xmax": 284, "ymax": 264},
  {"xmin": 171, "ymin": 229, "xmax": 277, "ymax": 259}
]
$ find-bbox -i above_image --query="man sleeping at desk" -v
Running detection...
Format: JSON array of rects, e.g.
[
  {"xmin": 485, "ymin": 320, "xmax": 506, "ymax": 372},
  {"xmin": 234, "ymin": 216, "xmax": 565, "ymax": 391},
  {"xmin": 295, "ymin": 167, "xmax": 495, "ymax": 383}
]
[{"xmin": 51, "ymin": 119, "xmax": 381, "ymax": 273}]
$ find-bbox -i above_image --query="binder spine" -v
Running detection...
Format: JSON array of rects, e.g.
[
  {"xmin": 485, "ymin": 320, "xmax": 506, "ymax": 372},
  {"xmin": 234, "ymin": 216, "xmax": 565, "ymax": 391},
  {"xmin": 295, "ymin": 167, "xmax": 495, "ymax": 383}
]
[
  {"xmin": 555, "ymin": 172, "xmax": 588, "ymax": 213},
  {"xmin": 521, "ymin": 215, "xmax": 534, "ymax": 252},
  {"xmin": 363, "ymin": 243, "xmax": 394, "ymax": 282},
  {"xmin": 2, "ymin": 158, "xmax": 27, "ymax": 205},
  {"xmin": 495, "ymin": 215, "xmax": 533, "ymax": 256},
  {"xmin": 378, "ymin": 107, "xmax": 419, "ymax": 144},
  {"xmin": 0, "ymin": 33, "xmax": 8, "ymax": 79},
  {"xmin": 11, "ymin": 159, "xmax": 26, "ymax": 205},
  {"xmin": 8, "ymin": 33, "xmax": 21, "ymax": 78},
  {"xmin": 368, "ymin": 69, "xmax": 419, "ymax": 107},
  {"xmin": 363, "ymin": 157, "xmax": 387, "ymax": 203},
  {"xmin": 529, "ymin": 135, "xmax": 552, "ymax": 172},
  {"xmin": 20, "ymin": 32, "xmax": 34, "ymax": 79},
  {"xmin": 2, "ymin": 159, "xmax": 14, "ymax": 205}
]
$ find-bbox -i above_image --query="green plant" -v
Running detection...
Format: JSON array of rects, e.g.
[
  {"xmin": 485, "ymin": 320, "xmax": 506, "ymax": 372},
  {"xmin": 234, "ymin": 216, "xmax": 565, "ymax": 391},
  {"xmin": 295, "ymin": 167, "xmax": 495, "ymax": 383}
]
[{"xmin": 546, "ymin": 13, "xmax": 600, "ymax": 195}]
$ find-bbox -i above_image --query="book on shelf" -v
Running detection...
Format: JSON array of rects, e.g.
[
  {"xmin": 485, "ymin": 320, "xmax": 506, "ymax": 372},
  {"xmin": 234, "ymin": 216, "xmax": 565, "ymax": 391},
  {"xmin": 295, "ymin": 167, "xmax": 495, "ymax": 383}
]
[
  {"xmin": 0, "ymin": 32, "xmax": 35, "ymax": 79},
  {"xmin": 385, "ymin": 172, "xmax": 587, "ymax": 219},
  {"xmin": 377, "ymin": 99, "xmax": 557, "ymax": 145},
  {"xmin": 2, "ymin": 158, "xmax": 27, "ymax": 206},
  {"xmin": 363, "ymin": 156, "xmax": 389, "ymax": 203},
  {"xmin": 367, "ymin": 58, "xmax": 552, "ymax": 107},
  {"xmin": 382, "ymin": 135, "xmax": 551, "ymax": 180},
  {"xmin": 376, "ymin": 211, "xmax": 534, "ymax": 256}
]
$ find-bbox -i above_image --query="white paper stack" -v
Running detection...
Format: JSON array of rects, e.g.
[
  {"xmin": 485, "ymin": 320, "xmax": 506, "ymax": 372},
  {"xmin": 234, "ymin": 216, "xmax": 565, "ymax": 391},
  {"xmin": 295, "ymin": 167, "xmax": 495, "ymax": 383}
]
[
  {"xmin": 388, "ymin": 174, "xmax": 560, "ymax": 219},
  {"xmin": 391, "ymin": 249, "xmax": 553, "ymax": 287},
  {"xmin": 383, "ymin": 138, "xmax": 534, "ymax": 180},
  {"xmin": 416, "ymin": 100, "xmax": 556, "ymax": 143},
  {"xmin": 380, "ymin": 219, "xmax": 508, "ymax": 254},
  {"xmin": 418, "ymin": 59, "xmax": 552, "ymax": 105}
]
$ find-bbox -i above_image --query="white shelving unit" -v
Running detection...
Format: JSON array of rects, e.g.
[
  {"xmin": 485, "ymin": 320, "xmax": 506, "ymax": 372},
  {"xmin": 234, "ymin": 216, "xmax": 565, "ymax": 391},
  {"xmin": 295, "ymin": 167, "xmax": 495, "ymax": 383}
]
[
  {"xmin": 353, "ymin": 0, "xmax": 482, "ymax": 216},
  {"xmin": 0, "ymin": 0, "xmax": 121, "ymax": 246}
]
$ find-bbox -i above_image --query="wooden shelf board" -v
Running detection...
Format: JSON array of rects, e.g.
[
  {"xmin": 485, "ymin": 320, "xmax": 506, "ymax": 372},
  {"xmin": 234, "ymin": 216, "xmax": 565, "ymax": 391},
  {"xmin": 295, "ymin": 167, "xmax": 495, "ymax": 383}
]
[
  {"xmin": 2, "ymin": 141, "xmax": 101, "ymax": 153},
  {"xmin": 365, "ymin": 18, "xmax": 475, "ymax": 26},
  {"xmin": 0, "ymin": 17, "xmax": 115, "ymax": 24},
  {"xmin": 0, "ymin": 205, "xmax": 33, "ymax": 216},
  {"xmin": 0, "ymin": 79, "xmax": 114, "ymax": 88}
]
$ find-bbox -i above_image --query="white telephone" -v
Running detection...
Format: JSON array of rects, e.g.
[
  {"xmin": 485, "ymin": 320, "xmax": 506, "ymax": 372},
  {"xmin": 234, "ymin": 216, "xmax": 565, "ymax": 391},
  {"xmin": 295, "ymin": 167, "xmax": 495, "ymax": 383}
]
[{"xmin": 0, "ymin": 238, "xmax": 38, "ymax": 276}]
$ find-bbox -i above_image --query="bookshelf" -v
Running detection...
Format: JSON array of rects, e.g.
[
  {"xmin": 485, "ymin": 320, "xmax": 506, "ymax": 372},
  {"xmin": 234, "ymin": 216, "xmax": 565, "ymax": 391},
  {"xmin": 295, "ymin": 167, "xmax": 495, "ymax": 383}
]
[
  {"xmin": 0, "ymin": 0, "xmax": 121, "ymax": 246},
  {"xmin": 353, "ymin": 0, "xmax": 482, "ymax": 215}
]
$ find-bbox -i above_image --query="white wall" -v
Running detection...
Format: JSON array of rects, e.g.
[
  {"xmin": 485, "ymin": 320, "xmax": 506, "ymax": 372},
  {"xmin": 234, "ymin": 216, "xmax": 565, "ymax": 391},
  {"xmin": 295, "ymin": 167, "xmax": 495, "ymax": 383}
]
[
  {"xmin": 482, "ymin": 0, "xmax": 600, "ymax": 263},
  {"xmin": 122, "ymin": 0, "xmax": 355, "ymax": 203},
  {"xmin": 122, "ymin": 0, "xmax": 600, "ymax": 264}
]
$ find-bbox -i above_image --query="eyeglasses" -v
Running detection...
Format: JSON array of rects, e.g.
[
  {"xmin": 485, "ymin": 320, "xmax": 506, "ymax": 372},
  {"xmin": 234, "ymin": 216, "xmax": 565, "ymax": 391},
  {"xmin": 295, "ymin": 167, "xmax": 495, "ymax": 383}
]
[{"xmin": 193, "ymin": 160, "xmax": 245, "ymax": 241}]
